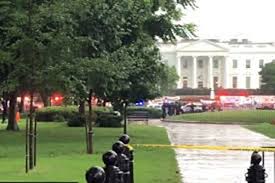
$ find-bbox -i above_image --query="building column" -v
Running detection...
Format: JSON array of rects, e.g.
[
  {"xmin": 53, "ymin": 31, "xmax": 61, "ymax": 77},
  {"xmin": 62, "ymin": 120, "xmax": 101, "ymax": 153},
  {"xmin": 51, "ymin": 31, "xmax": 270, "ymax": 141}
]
[
  {"xmin": 208, "ymin": 56, "xmax": 213, "ymax": 89},
  {"xmin": 192, "ymin": 56, "xmax": 197, "ymax": 88},
  {"xmin": 223, "ymin": 56, "xmax": 229, "ymax": 88},
  {"xmin": 177, "ymin": 56, "xmax": 182, "ymax": 88}
]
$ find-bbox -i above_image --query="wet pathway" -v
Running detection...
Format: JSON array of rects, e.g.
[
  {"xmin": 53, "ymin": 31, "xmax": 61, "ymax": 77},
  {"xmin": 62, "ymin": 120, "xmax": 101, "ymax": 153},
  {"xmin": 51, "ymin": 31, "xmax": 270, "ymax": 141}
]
[{"xmin": 163, "ymin": 122, "xmax": 275, "ymax": 183}]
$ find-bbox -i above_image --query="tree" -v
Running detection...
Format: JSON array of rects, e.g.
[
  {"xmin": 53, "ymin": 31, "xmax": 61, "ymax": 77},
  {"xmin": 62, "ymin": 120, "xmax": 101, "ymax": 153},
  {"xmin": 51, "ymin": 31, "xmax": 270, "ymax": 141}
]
[
  {"xmin": 259, "ymin": 62, "xmax": 275, "ymax": 92},
  {"xmin": 68, "ymin": 0, "xmax": 196, "ymax": 104},
  {"xmin": 64, "ymin": 0, "xmax": 196, "ymax": 135},
  {"xmin": 0, "ymin": 0, "xmax": 20, "ymax": 131},
  {"xmin": 0, "ymin": 0, "xmax": 196, "ymax": 154},
  {"xmin": 0, "ymin": 0, "xmax": 75, "ymax": 131},
  {"xmin": 160, "ymin": 65, "xmax": 179, "ymax": 95}
]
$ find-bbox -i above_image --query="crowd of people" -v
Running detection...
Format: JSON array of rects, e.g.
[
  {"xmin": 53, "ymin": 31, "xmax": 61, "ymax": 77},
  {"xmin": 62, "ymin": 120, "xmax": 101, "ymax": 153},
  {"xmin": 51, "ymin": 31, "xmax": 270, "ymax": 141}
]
[{"xmin": 161, "ymin": 101, "xmax": 222, "ymax": 119}]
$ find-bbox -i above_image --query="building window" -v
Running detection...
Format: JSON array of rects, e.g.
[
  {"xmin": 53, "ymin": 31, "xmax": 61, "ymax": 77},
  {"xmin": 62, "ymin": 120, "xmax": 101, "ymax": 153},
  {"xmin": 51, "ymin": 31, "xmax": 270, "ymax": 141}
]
[
  {"xmin": 183, "ymin": 77, "xmax": 188, "ymax": 88},
  {"xmin": 246, "ymin": 77, "xmax": 251, "ymax": 89},
  {"xmin": 233, "ymin": 59, "xmax": 238, "ymax": 68},
  {"xmin": 213, "ymin": 60, "xmax": 219, "ymax": 68},
  {"xmin": 183, "ymin": 60, "xmax": 188, "ymax": 68},
  {"xmin": 259, "ymin": 59, "xmax": 264, "ymax": 68},
  {"xmin": 214, "ymin": 76, "xmax": 219, "ymax": 89},
  {"xmin": 198, "ymin": 81, "xmax": 203, "ymax": 88},
  {"xmin": 198, "ymin": 60, "xmax": 203, "ymax": 68},
  {"xmin": 232, "ymin": 76, "xmax": 238, "ymax": 88},
  {"xmin": 246, "ymin": 59, "xmax": 251, "ymax": 68}
]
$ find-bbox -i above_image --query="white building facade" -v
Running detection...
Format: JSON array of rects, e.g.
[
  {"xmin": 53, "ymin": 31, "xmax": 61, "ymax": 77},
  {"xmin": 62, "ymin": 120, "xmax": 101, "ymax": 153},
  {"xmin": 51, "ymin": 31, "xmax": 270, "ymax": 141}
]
[{"xmin": 158, "ymin": 39, "xmax": 275, "ymax": 90}]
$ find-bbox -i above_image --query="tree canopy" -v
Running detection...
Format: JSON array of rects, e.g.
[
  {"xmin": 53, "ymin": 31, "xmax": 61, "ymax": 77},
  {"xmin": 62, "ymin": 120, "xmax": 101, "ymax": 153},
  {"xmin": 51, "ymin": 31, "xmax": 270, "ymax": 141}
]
[
  {"xmin": 0, "ymin": 0, "xmax": 196, "ymax": 130},
  {"xmin": 259, "ymin": 61, "xmax": 275, "ymax": 92}
]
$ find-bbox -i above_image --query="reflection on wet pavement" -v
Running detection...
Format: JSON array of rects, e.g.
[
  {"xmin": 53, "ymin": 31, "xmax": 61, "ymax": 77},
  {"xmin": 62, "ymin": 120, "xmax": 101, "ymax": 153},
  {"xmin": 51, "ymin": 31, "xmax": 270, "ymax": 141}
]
[{"xmin": 164, "ymin": 123, "xmax": 275, "ymax": 183}]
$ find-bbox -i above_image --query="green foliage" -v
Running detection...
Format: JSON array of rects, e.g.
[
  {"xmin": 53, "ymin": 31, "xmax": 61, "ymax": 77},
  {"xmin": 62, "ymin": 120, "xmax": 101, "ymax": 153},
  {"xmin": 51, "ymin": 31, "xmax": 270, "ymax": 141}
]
[
  {"xmin": 35, "ymin": 106, "xmax": 112, "ymax": 122},
  {"xmin": 246, "ymin": 123, "xmax": 275, "ymax": 138},
  {"xmin": 65, "ymin": 0, "xmax": 197, "ymax": 111},
  {"xmin": 52, "ymin": 114, "xmax": 65, "ymax": 122},
  {"xmin": 95, "ymin": 112, "xmax": 122, "ymax": 127},
  {"xmin": 259, "ymin": 62, "xmax": 275, "ymax": 92},
  {"xmin": 128, "ymin": 107, "xmax": 162, "ymax": 118},
  {"xmin": 67, "ymin": 114, "xmax": 86, "ymax": 127},
  {"xmin": 92, "ymin": 106, "xmax": 113, "ymax": 113},
  {"xmin": 0, "ymin": 0, "xmax": 196, "ymax": 130},
  {"xmin": 35, "ymin": 106, "xmax": 77, "ymax": 122},
  {"xmin": 159, "ymin": 65, "xmax": 179, "ymax": 95}
]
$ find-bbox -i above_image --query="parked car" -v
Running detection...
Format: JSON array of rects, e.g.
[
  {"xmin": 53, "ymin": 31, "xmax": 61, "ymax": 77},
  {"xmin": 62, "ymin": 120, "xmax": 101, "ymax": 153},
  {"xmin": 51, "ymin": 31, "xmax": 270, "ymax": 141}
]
[{"xmin": 181, "ymin": 102, "xmax": 203, "ymax": 113}]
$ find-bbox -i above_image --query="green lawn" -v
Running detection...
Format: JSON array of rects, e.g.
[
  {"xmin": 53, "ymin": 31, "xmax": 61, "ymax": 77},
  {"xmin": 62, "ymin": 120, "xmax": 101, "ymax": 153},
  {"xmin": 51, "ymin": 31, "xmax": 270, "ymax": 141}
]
[
  {"xmin": 170, "ymin": 110, "xmax": 275, "ymax": 124},
  {"xmin": 0, "ymin": 121, "xmax": 180, "ymax": 183},
  {"xmin": 246, "ymin": 123, "xmax": 275, "ymax": 138}
]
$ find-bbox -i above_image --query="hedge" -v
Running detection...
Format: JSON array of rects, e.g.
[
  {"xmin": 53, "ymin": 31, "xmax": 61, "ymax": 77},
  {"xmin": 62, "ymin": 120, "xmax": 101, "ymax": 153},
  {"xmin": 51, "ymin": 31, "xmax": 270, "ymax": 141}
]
[
  {"xmin": 95, "ymin": 112, "xmax": 122, "ymax": 127},
  {"xmin": 35, "ymin": 106, "xmax": 74, "ymax": 122},
  {"xmin": 35, "ymin": 106, "xmax": 112, "ymax": 122},
  {"xmin": 35, "ymin": 106, "xmax": 161, "ymax": 127},
  {"xmin": 67, "ymin": 114, "xmax": 86, "ymax": 127},
  {"xmin": 127, "ymin": 107, "xmax": 162, "ymax": 119}
]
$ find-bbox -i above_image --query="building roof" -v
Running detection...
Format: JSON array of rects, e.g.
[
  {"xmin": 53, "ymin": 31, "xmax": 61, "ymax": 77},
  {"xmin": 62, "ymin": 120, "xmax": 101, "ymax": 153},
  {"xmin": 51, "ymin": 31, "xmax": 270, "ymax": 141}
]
[{"xmin": 158, "ymin": 39, "xmax": 275, "ymax": 54}]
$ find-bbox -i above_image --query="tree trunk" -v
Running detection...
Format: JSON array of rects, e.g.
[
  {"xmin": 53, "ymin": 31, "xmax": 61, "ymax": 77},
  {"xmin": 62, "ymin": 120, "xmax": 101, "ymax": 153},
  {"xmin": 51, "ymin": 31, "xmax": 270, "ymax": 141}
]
[
  {"xmin": 19, "ymin": 93, "xmax": 24, "ymax": 113},
  {"xmin": 79, "ymin": 100, "xmax": 85, "ymax": 115},
  {"xmin": 123, "ymin": 102, "xmax": 128, "ymax": 134},
  {"xmin": 1, "ymin": 93, "xmax": 8, "ymax": 123},
  {"xmin": 87, "ymin": 89, "xmax": 93, "ymax": 154},
  {"xmin": 40, "ymin": 91, "xmax": 50, "ymax": 107},
  {"xmin": 6, "ymin": 92, "xmax": 19, "ymax": 131},
  {"xmin": 29, "ymin": 91, "xmax": 34, "ymax": 169}
]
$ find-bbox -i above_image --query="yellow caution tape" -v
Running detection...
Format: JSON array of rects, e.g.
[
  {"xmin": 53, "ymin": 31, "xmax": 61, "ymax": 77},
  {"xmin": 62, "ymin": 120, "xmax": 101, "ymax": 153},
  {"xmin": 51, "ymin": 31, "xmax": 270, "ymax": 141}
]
[
  {"xmin": 132, "ymin": 144, "xmax": 275, "ymax": 152},
  {"xmin": 127, "ymin": 144, "xmax": 134, "ymax": 151}
]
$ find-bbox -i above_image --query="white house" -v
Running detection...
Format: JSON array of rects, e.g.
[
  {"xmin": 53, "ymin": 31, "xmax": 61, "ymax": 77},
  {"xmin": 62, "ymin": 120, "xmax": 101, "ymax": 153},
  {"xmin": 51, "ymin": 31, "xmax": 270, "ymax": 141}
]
[{"xmin": 158, "ymin": 39, "xmax": 275, "ymax": 90}]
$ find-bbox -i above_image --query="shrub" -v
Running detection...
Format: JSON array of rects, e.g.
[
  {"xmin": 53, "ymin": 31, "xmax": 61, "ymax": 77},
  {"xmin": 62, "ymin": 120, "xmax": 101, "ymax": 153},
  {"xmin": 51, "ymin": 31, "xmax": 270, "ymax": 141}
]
[
  {"xmin": 52, "ymin": 114, "xmax": 65, "ymax": 122},
  {"xmin": 96, "ymin": 112, "xmax": 122, "ymax": 127},
  {"xmin": 127, "ymin": 107, "xmax": 162, "ymax": 119},
  {"xmin": 67, "ymin": 111, "xmax": 97, "ymax": 127},
  {"xmin": 35, "ymin": 106, "xmax": 112, "ymax": 122},
  {"xmin": 20, "ymin": 112, "xmax": 29, "ymax": 119},
  {"xmin": 35, "ymin": 106, "xmax": 77, "ymax": 122},
  {"xmin": 67, "ymin": 113, "xmax": 86, "ymax": 127},
  {"xmin": 93, "ymin": 106, "xmax": 113, "ymax": 113}
]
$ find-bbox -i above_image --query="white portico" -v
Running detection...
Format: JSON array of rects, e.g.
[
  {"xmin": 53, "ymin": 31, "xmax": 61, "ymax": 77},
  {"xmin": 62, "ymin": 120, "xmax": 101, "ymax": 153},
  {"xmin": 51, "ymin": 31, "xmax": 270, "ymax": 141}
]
[{"xmin": 158, "ymin": 39, "xmax": 275, "ymax": 89}]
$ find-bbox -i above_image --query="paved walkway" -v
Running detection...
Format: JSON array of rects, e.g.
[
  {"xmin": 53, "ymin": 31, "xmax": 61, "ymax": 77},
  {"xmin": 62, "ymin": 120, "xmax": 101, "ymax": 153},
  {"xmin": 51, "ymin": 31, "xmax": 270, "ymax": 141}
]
[{"xmin": 153, "ymin": 121, "xmax": 275, "ymax": 183}]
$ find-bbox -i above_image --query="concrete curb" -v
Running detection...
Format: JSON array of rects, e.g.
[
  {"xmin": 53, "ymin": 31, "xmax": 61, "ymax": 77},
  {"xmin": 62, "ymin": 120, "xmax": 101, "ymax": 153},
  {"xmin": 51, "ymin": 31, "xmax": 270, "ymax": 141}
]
[{"xmin": 162, "ymin": 119, "xmax": 261, "ymax": 125}]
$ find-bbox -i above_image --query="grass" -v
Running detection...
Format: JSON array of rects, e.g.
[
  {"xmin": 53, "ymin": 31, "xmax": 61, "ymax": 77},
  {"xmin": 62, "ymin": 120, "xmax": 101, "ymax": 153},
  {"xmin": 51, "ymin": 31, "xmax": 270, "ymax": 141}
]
[
  {"xmin": 169, "ymin": 110, "xmax": 275, "ymax": 124},
  {"xmin": 246, "ymin": 123, "xmax": 275, "ymax": 138},
  {"xmin": 170, "ymin": 110, "xmax": 275, "ymax": 139},
  {"xmin": 0, "ymin": 121, "xmax": 180, "ymax": 183}
]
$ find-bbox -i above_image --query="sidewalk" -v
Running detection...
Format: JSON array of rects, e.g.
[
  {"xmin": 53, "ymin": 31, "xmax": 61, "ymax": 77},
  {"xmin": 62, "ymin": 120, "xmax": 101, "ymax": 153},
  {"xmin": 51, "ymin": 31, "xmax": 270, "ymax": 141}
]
[{"xmin": 162, "ymin": 122, "xmax": 275, "ymax": 183}]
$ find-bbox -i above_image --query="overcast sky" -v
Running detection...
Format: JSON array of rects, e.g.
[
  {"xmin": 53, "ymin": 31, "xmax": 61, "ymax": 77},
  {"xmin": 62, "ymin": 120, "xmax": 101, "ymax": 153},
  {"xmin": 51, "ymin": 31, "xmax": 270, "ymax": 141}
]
[{"xmin": 182, "ymin": 0, "xmax": 275, "ymax": 42}]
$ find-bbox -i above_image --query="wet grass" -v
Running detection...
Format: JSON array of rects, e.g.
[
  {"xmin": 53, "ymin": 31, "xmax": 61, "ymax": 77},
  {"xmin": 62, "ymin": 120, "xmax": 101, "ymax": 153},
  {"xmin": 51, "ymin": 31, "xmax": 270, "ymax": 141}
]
[
  {"xmin": 170, "ymin": 110, "xmax": 275, "ymax": 124},
  {"xmin": 246, "ymin": 123, "xmax": 275, "ymax": 138},
  {"xmin": 0, "ymin": 121, "xmax": 180, "ymax": 183}
]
